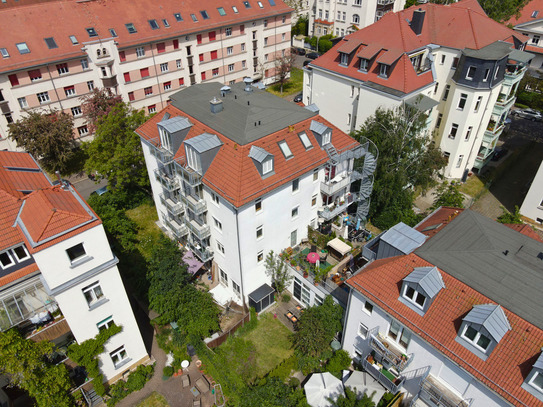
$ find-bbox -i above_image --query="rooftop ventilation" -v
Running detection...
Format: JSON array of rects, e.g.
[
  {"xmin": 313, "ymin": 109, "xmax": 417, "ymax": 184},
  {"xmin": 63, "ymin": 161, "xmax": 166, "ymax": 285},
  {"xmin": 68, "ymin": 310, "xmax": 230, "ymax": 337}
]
[
  {"xmin": 210, "ymin": 97, "xmax": 223, "ymax": 114},
  {"xmin": 410, "ymin": 9, "xmax": 425, "ymax": 35},
  {"xmin": 220, "ymin": 85, "xmax": 231, "ymax": 97},
  {"xmin": 243, "ymin": 77, "xmax": 253, "ymax": 92}
]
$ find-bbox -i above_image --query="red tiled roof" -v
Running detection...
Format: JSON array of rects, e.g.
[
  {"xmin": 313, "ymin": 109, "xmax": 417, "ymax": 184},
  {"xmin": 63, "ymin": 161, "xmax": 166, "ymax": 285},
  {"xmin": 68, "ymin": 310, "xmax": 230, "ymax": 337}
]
[
  {"xmin": 508, "ymin": 0, "xmax": 543, "ymax": 25},
  {"xmin": 0, "ymin": 263, "xmax": 39, "ymax": 288},
  {"xmin": 0, "ymin": 0, "xmax": 292, "ymax": 74},
  {"xmin": 138, "ymin": 105, "xmax": 360, "ymax": 207},
  {"xmin": 505, "ymin": 223, "xmax": 543, "ymax": 242},
  {"xmin": 415, "ymin": 207, "xmax": 464, "ymax": 239},
  {"xmin": 311, "ymin": 0, "xmax": 526, "ymax": 95},
  {"xmin": 347, "ymin": 253, "xmax": 543, "ymax": 407},
  {"xmin": 0, "ymin": 189, "xmax": 23, "ymax": 252},
  {"xmin": 525, "ymin": 44, "xmax": 543, "ymax": 54}
]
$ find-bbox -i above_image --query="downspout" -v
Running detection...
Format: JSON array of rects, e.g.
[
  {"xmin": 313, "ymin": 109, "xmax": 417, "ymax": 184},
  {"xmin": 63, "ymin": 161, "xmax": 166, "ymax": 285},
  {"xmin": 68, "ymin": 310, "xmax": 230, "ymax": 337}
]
[
  {"xmin": 46, "ymin": 64, "xmax": 63, "ymax": 110},
  {"xmin": 150, "ymin": 43, "xmax": 164, "ymax": 109},
  {"xmin": 234, "ymin": 205, "xmax": 247, "ymax": 308}
]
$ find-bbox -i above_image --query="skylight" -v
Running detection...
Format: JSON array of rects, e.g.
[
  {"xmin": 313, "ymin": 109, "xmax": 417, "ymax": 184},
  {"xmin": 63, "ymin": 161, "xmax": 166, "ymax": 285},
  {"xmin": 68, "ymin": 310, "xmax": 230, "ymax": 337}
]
[
  {"xmin": 69, "ymin": 35, "xmax": 79, "ymax": 44},
  {"xmin": 257, "ymin": 1, "xmax": 264, "ymax": 7},
  {"xmin": 44, "ymin": 37, "xmax": 57, "ymax": 49},
  {"xmin": 125, "ymin": 23, "xmax": 137, "ymax": 34},
  {"xmin": 16, "ymin": 42, "xmax": 30, "ymax": 54},
  {"xmin": 86, "ymin": 28, "xmax": 98, "ymax": 37},
  {"xmin": 0, "ymin": 48, "xmax": 9, "ymax": 58},
  {"xmin": 190, "ymin": 14, "xmax": 198, "ymax": 22},
  {"xmin": 174, "ymin": 13, "xmax": 183, "ymax": 22},
  {"xmin": 200, "ymin": 10, "xmax": 210, "ymax": 19},
  {"xmin": 532, "ymin": 10, "xmax": 539, "ymax": 18},
  {"xmin": 278, "ymin": 141, "xmax": 293, "ymax": 159},
  {"xmin": 217, "ymin": 7, "xmax": 226, "ymax": 16},
  {"xmin": 243, "ymin": 1, "xmax": 251, "ymax": 8},
  {"xmin": 163, "ymin": 19, "xmax": 170, "ymax": 27},
  {"xmin": 298, "ymin": 132, "xmax": 312, "ymax": 149},
  {"xmin": 149, "ymin": 19, "xmax": 159, "ymax": 30},
  {"xmin": 232, "ymin": 6, "xmax": 239, "ymax": 13},
  {"xmin": 268, "ymin": 0, "xmax": 276, "ymax": 5},
  {"xmin": 109, "ymin": 28, "xmax": 118, "ymax": 37}
]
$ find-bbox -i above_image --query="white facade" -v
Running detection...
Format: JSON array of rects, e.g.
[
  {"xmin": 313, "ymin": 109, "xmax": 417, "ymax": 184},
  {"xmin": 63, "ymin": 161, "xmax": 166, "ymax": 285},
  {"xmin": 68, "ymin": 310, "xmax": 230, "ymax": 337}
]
[{"xmin": 520, "ymin": 159, "xmax": 543, "ymax": 224}]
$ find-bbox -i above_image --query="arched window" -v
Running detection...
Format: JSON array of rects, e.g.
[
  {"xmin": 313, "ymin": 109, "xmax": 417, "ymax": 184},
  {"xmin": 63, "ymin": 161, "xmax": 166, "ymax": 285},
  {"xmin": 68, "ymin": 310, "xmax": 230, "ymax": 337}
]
[{"xmin": 353, "ymin": 14, "xmax": 360, "ymax": 24}]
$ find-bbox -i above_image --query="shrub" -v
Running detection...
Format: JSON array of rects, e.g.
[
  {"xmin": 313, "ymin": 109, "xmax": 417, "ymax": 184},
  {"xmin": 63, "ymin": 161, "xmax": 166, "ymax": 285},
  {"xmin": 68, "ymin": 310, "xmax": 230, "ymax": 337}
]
[
  {"xmin": 282, "ymin": 293, "xmax": 291, "ymax": 303},
  {"xmin": 288, "ymin": 377, "xmax": 300, "ymax": 388},
  {"xmin": 106, "ymin": 364, "xmax": 155, "ymax": 406},
  {"xmin": 162, "ymin": 366, "xmax": 174, "ymax": 378},
  {"xmin": 325, "ymin": 350, "xmax": 352, "ymax": 377},
  {"xmin": 268, "ymin": 355, "xmax": 298, "ymax": 381}
]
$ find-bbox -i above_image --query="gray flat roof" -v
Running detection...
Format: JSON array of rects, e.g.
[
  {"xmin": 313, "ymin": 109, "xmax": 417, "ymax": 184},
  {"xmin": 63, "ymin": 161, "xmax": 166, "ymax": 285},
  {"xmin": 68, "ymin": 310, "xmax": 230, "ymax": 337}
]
[
  {"xmin": 169, "ymin": 82, "xmax": 317, "ymax": 146},
  {"xmin": 381, "ymin": 222, "xmax": 427, "ymax": 254},
  {"xmin": 416, "ymin": 210, "xmax": 543, "ymax": 329},
  {"xmin": 463, "ymin": 41, "xmax": 511, "ymax": 60}
]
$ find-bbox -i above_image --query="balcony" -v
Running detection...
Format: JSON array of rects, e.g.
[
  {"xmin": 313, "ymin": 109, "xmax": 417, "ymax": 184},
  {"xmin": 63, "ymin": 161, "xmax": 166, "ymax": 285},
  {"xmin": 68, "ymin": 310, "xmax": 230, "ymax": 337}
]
[
  {"xmin": 27, "ymin": 316, "xmax": 71, "ymax": 343},
  {"xmin": 190, "ymin": 243, "xmax": 214, "ymax": 262},
  {"xmin": 160, "ymin": 194, "xmax": 184, "ymax": 216},
  {"xmin": 482, "ymin": 131, "xmax": 499, "ymax": 145},
  {"xmin": 318, "ymin": 193, "xmax": 355, "ymax": 221},
  {"xmin": 177, "ymin": 158, "xmax": 202, "ymax": 186},
  {"xmin": 363, "ymin": 356, "xmax": 405, "ymax": 394},
  {"xmin": 377, "ymin": 0, "xmax": 394, "ymax": 4},
  {"xmin": 413, "ymin": 375, "xmax": 472, "ymax": 407},
  {"xmin": 153, "ymin": 146, "xmax": 173, "ymax": 164},
  {"xmin": 369, "ymin": 333, "xmax": 413, "ymax": 372},
  {"xmin": 187, "ymin": 219, "xmax": 211, "ymax": 240},
  {"xmin": 180, "ymin": 193, "xmax": 207, "ymax": 215},
  {"xmin": 164, "ymin": 217, "xmax": 188, "ymax": 239},
  {"xmin": 494, "ymin": 94, "xmax": 515, "ymax": 111},
  {"xmin": 321, "ymin": 173, "xmax": 352, "ymax": 196},
  {"xmin": 154, "ymin": 168, "xmax": 179, "ymax": 192},
  {"xmin": 504, "ymin": 65, "xmax": 526, "ymax": 84},
  {"xmin": 101, "ymin": 75, "xmax": 118, "ymax": 88}
]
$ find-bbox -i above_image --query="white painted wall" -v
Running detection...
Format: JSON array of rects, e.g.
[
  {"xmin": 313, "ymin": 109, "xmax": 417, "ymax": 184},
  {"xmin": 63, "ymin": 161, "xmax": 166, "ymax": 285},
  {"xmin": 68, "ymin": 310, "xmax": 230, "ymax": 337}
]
[{"xmin": 520, "ymin": 159, "xmax": 543, "ymax": 224}]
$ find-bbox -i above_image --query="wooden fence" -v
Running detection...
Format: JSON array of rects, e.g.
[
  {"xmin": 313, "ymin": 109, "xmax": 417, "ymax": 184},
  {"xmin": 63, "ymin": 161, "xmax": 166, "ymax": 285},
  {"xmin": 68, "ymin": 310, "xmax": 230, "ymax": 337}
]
[{"xmin": 205, "ymin": 312, "xmax": 251, "ymax": 348}]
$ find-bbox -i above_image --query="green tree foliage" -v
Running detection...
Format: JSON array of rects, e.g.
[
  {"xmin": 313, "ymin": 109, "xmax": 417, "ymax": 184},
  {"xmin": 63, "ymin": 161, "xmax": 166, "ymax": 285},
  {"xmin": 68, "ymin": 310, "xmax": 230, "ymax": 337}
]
[
  {"xmin": 83, "ymin": 102, "xmax": 148, "ymax": 190},
  {"xmin": 81, "ymin": 88, "xmax": 123, "ymax": 133},
  {"xmin": 106, "ymin": 364, "xmax": 155, "ymax": 406},
  {"xmin": 174, "ymin": 285, "xmax": 221, "ymax": 338},
  {"xmin": 332, "ymin": 387, "xmax": 376, "ymax": 407},
  {"xmin": 497, "ymin": 205, "xmax": 523, "ymax": 224},
  {"xmin": 325, "ymin": 350, "xmax": 352, "ymax": 378},
  {"xmin": 431, "ymin": 181, "xmax": 465, "ymax": 210},
  {"xmin": 0, "ymin": 329, "xmax": 73, "ymax": 407},
  {"xmin": 307, "ymin": 34, "xmax": 334, "ymax": 53},
  {"xmin": 8, "ymin": 110, "xmax": 76, "ymax": 173},
  {"xmin": 238, "ymin": 377, "xmax": 310, "ymax": 407},
  {"xmin": 292, "ymin": 15, "xmax": 308, "ymax": 36},
  {"xmin": 353, "ymin": 105, "xmax": 447, "ymax": 229},
  {"xmin": 68, "ymin": 324, "xmax": 122, "ymax": 396},
  {"xmin": 265, "ymin": 250, "xmax": 293, "ymax": 295},
  {"xmin": 517, "ymin": 73, "xmax": 543, "ymax": 110},
  {"xmin": 293, "ymin": 296, "xmax": 343, "ymax": 357}
]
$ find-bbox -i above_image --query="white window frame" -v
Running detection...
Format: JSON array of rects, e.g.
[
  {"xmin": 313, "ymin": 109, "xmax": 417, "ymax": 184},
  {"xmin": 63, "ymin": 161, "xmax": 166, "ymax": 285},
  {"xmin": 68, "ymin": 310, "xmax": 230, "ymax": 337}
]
[
  {"xmin": 388, "ymin": 320, "xmax": 411, "ymax": 349},
  {"xmin": 358, "ymin": 322, "xmax": 368, "ymax": 339},
  {"xmin": 82, "ymin": 282, "xmax": 104, "ymax": 306},
  {"xmin": 292, "ymin": 178, "xmax": 299, "ymax": 192},
  {"xmin": 449, "ymin": 123, "xmax": 458, "ymax": 139},
  {"xmin": 78, "ymin": 126, "xmax": 89, "ymax": 136},
  {"xmin": 81, "ymin": 58, "xmax": 89, "ymax": 70},
  {"xmin": 87, "ymin": 80, "xmax": 94, "ymax": 91},
  {"xmin": 322, "ymin": 131, "xmax": 331, "ymax": 145},
  {"xmin": 18, "ymin": 97, "xmax": 28, "ymax": 109},
  {"xmin": 456, "ymin": 155, "xmax": 464, "ymax": 168},
  {"xmin": 67, "ymin": 243, "xmax": 86, "ymax": 263},
  {"xmin": 312, "ymin": 194, "xmax": 317, "ymax": 207},
  {"xmin": 256, "ymin": 225, "xmax": 263, "ymax": 239},
  {"xmin": 11, "ymin": 245, "xmax": 30, "ymax": 262},
  {"xmin": 529, "ymin": 371, "xmax": 543, "ymax": 392},
  {"xmin": 226, "ymin": 27, "xmax": 232, "ymax": 37},
  {"xmin": 176, "ymin": 59, "xmax": 182, "ymax": 69},
  {"xmin": 71, "ymin": 106, "xmax": 82, "ymax": 117},
  {"xmin": 457, "ymin": 93, "xmax": 467, "ymax": 110},
  {"xmin": 403, "ymin": 285, "xmax": 426, "ymax": 309},
  {"xmin": 217, "ymin": 241, "xmax": 225, "ymax": 254},
  {"xmin": 379, "ymin": 63, "xmax": 388, "ymax": 77},
  {"xmin": 340, "ymin": 53, "xmax": 348, "ymax": 66},
  {"xmin": 37, "ymin": 91, "xmax": 50, "ymax": 104},
  {"xmin": 65, "ymin": 86, "xmax": 76, "ymax": 97},
  {"xmin": 257, "ymin": 251, "xmax": 264, "ymax": 263},
  {"xmin": 213, "ymin": 217, "xmax": 222, "ymax": 231},
  {"xmin": 279, "ymin": 140, "xmax": 293, "ymax": 159},
  {"xmin": 474, "ymin": 96, "xmax": 482, "ymax": 112},
  {"xmin": 483, "ymin": 68, "xmax": 490, "ymax": 82},
  {"xmin": 227, "ymin": 46, "xmax": 233, "ymax": 55},
  {"xmin": 359, "ymin": 58, "xmax": 368, "ymax": 72},
  {"xmin": 465, "ymin": 126, "xmax": 472, "ymax": 141},
  {"xmin": 255, "ymin": 198, "xmax": 262, "ymax": 212},
  {"xmin": 291, "ymin": 206, "xmax": 299, "ymax": 218},
  {"xmin": 461, "ymin": 324, "xmax": 491, "ymax": 352},
  {"xmin": 228, "ymin": 63, "xmax": 235, "ymax": 72},
  {"xmin": 0, "ymin": 251, "xmax": 15, "ymax": 269},
  {"xmin": 136, "ymin": 46, "xmax": 145, "ymax": 57},
  {"xmin": 299, "ymin": 132, "xmax": 312, "ymax": 149},
  {"xmin": 97, "ymin": 316, "xmax": 115, "ymax": 332},
  {"xmin": 211, "ymin": 192, "xmax": 220, "ymax": 205},
  {"xmin": 220, "ymin": 268, "xmax": 228, "ymax": 285},
  {"xmin": 466, "ymin": 66, "xmax": 476, "ymax": 80},
  {"xmin": 160, "ymin": 62, "xmax": 169, "ymax": 72},
  {"xmin": 232, "ymin": 280, "xmax": 241, "ymax": 295},
  {"xmin": 110, "ymin": 346, "xmax": 129, "ymax": 368},
  {"xmin": 363, "ymin": 300, "xmax": 373, "ymax": 315}
]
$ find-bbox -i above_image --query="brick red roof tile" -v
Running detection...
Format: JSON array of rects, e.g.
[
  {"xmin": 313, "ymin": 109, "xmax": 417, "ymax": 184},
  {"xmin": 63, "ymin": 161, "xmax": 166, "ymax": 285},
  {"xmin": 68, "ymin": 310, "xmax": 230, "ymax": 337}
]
[
  {"xmin": 508, "ymin": 0, "xmax": 543, "ymax": 25},
  {"xmin": 0, "ymin": 263, "xmax": 39, "ymax": 288},
  {"xmin": 504, "ymin": 223, "xmax": 543, "ymax": 243},
  {"xmin": 347, "ymin": 253, "xmax": 543, "ymax": 407},
  {"xmin": 415, "ymin": 207, "xmax": 464, "ymax": 239}
]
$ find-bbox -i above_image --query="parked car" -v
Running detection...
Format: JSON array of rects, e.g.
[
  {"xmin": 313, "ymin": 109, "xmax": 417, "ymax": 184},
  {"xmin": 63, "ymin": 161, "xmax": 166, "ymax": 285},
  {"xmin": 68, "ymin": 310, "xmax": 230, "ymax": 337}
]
[
  {"xmin": 491, "ymin": 147, "xmax": 509, "ymax": 161},
  {"xmin": 91, "ymin": 186, "xmax": 108, "ymax": 196},
  {"xmin": 292, "ymin": 47, "xmax": 306, "ymax": 55},
  {"xmin": 293, "ymin": 93, "xmax": 303, "ymax": 103},
  {"xmin": 303, "ymin": 59, "xmax": 312, "ymax": 67},
  {"xmin": 512, "ymin": 108, "xmax": 543, "ymax": 121},
  {"xmin": 306, "ymin": 52, "xmax": 320, "ymax": 60}
]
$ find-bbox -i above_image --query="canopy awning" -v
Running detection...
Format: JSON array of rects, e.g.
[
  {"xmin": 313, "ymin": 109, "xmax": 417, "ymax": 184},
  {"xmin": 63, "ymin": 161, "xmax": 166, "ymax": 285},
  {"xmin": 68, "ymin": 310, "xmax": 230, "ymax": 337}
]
[
  {"xmin": 182, "ymin": 250, "xmax": 203, "ymax": 274},
  {"xmin": 327, "ymin": 237, "xmax": 351, "ymax": 256}
]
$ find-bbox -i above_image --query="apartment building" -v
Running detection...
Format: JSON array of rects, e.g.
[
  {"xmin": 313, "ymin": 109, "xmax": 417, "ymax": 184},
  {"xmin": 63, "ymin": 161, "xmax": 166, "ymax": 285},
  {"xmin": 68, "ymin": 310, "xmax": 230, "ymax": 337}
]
[
  {"xmin": 343, "ymin": 208, "xmax": 543, "ymax": 406},
  {"xmin": 309, "ymin": 0, "xmax": 405, "ymax": 38},
  {"xmin": 0, "ymin": 151, "xmax": 148, "ymax": 394},
  {"xmin": 0, "ymin": 0, "xmax": 293, "ymax": 151},
  {"xmin": 520, "ymin": 159, "xmax": 543, "ymax": 225},
  {"xmin": 303, "ymin": 0, "xmax": 533, "ymax": 179},
  {"xmin": 509, "ymin": 0, "xmax": 543, "ymax": 69},
  {"xmin": 137, "ymin": 81, "xmax": 376, "ymax": 306}
]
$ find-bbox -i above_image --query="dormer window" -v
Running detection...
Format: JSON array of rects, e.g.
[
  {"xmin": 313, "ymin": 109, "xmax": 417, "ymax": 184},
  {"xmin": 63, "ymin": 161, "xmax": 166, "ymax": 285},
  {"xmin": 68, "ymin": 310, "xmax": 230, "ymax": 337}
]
[
  {"xmin": 278, "ymin": 141, "xmax": 293, "ymax": 159},
  {"xmin": 466, "ymin": 65, "xmax": 476, "ymax": 80},
  {"xmin": 186, "ymin": 145, "xmax": 201, "ymax": 171},
  {"xmin": 125, "ymin": 23, "xmax": 137, "ymax": 34},
  {"xmin": 262, "ymin": 158, "xmax": 273, "ymax": 174},
  {"xmin": 379, "ymin": 63, "xmax": 389, "ymax": 78},
  {"xmin": 340, "ymin": 52, "xmax": 349, "ymax": 66},
  {"xmin": 524, "ymin": 353, "xmax": 543, "ymax": 401},
  {"xmin": 359, "ymin": 58, "xmax": 369, "ymax": 72},
  {"xmin": 461, "ymin": 324, "xmax": 491, "ymax": 351},
  {"xmin": 158, "ymin": 126, "xmax": 172, "ymax": 151},
  {"xmin": 400, "ymin": 266, "xmax": 444, "ymax": 315},
  {"xmin": 249, "ymin": 145, "xmax": 274, "ymax": 177},
  {"xmin": 403, "ymin": 286, "xmax": 426, "ymax": 308},
  {"xmin": 322, "ymin": 131, "xmax": 330, "ymax": 145}
]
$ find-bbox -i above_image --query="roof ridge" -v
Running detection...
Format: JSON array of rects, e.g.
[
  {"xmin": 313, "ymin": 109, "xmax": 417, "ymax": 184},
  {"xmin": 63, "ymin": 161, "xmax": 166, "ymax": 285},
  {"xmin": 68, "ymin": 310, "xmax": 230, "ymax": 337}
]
[
  {"xmin": 467, "ymin": 9, "xmax": 479, "ymax": 49},
  {"xmin": 35, "ymin": 210, "xmax": 56, "ymax": 243}
]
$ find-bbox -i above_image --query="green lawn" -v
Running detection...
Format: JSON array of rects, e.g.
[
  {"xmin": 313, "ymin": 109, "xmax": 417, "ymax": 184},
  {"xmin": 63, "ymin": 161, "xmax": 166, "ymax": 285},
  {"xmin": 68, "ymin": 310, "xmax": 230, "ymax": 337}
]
[
  {"xmin": 266, "ymin": 68, "xmax": 304, "ymax": 97},
  {"xmin": 243, "ymin": 313, "xmax": 294, "ymax": 377},
  {"xmin": 136, "ymin": 392, "xmax": 169, "ymax": 407},
  {"xmin": 126, "ymin": 202, "xmax": 161, "ymax": 260}
]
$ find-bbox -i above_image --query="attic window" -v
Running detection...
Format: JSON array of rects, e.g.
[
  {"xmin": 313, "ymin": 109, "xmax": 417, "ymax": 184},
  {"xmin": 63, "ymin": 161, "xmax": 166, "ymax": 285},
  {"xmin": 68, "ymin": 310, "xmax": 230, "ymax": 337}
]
[
  {"xmin": 44, "ymin": 37, "xmax": 58, "ymax": 49},
  {"xmin": 403, "ymin": 286, "xmax": 426, "ymax": 308},
  {"xmin": 257, "ymin": 1, "xmax": 264, "ymax": 7},
  {"xmin": 379, "ymin": 63, "xmax": 388, "ymax": 78},
  {"xmin": 466, "ymin": 66, "xmax": 476, "ymax": 80},
  {"xmin": 125, "ymin": 23, "xmax": 137, "ymax": 34},
  {"xmin": 298, "ymin": 132, "xmax": 312, "ymax": 150},
  {"xmin": 322, "ymin": 131, "xmax": 330, "ymax": 145},
  {"xmin": 359, "ymin": 58, "xmax": 369, "ymax": 72},
  {"xmin": 278, "ymin": 141, "xmax": 293, "ymax": 159},
  {"xmin": 401, "ymin": 267, "xmax": 444, "ymax": 314},
  {"xmin": 191, "ymin": 14, "xmax": 198, "ymax": 22},
  {"xmin": 243, "ymin": 1, "xmax": 251, "ymax": 8},
  {"xmin": 200, "ymin": 10, "xmax": 210, "ymax": 19},
  {"xmin": 461, "ymin": 325, "xmax": 491, "ymax": 351},
  {"xmin": 174, "ymin": 13, "xmax": 183, "ymax": 22},
  {"xmin": 16, "ymin": 42, "xmax": 30, "ymax": 54},
  {"xmin": 262, "ymin": 158, "xmax": 273, "ymax": 174},
  {"xmin": 232, "ymin": 6, "xmax": 239, "ymax": 13},
  {"xmin": 0, "ymin": 48, "xmax": 9, "ymax": 58},
  {"xmin": 86, "ymin": 28, "xmax": 98, "ymax": 37},
  {"xmin": 340, "ymin": 52, "xmax": 349, "ymax": 66},
  {"xmin": 269, "ymin": 0, "xmax": 276, "ymax": 5},
  {"xmin": 109, "ymin": 28, "xmax": 118, "ymax": 37},
  {"xmin": 532, "ymin": 10, "xmax": 539, "ymax": 18},
  {"xmin": 163, "ymin": 19, "xmax": 170, "ymax": 27},
  {"xmin": 69, "ymin": 35, "xmax": 79, "ymax": 45},
  {"xmin": 217, "ymin": 7, "xmax": 226, "ymax": 16},
  {"xmin": 149, "ymin": 19, "xmax": 160, "ymax": 30},
  {"xmin": 530, "ymin": 372, "xmax": 543, "ymax": 392}
]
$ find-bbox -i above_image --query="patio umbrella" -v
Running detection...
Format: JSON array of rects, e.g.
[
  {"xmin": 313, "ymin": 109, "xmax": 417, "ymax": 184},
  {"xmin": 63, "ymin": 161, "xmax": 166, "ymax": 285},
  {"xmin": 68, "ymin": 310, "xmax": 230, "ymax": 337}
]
[
  {"xmin": 307, "ymin": 252, "xmax": 319, "ymax": 263},
  {"xmin": 343, "ymin": 371, "xmax": 386, "ymax": 403},
  {"xmin": 304, "ymin": 372, "xmax": 344, "ymax": 407}
]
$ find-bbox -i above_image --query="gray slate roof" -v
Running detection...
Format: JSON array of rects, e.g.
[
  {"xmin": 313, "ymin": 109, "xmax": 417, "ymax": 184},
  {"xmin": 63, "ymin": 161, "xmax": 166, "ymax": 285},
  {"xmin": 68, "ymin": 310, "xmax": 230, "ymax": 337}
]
[
  {"xmin": 248, "ymin": 145, "xmax": 272, "ymax": 162},
  {"xmin": 463, "ymin": 41, "xmax": 512, "ymax": 60},
  {"xmin": 310, "ymin": 120, "xmax": 330, "ymax": 135},
  {"xmin": 158, "ymin": 116, "xmax": 192, "ymax": 133},
  {"xmin": 184, "ymin": 133, "xmax": 222, "ymax": 153},
  {"xmin": 463, "ymin": 304, "xmax": 511, "ymax": 343},
  {"xmin": 404, "ymin": 266, "xmax": 445, "ymax": 298},
  {"xmin": 169, "ymin": 82, "xmax": 317, "ymax": 146},
  {"xmin": 416, "ymin": 210, "xmax": 543, "ymax": 329},
  {"xmin": 534, "ymin": 352, "xmax": 543, "ymax": 370},
  {"xmin": 381, "ymin": 222, "xmax": 427, "ymax": 254}
]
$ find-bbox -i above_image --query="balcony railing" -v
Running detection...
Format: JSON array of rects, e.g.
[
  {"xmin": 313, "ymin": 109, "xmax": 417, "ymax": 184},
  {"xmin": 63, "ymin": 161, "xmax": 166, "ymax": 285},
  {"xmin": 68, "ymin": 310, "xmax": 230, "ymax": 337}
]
[
  {"xmin": 177, "ymin": 160, "xmax": 202, "ymax": 186},
  {"xmin": 377, "ymin": 0, "xmax": 394, "ymax": 5},
  {"xmin": 155, "ymin": 168, "xmax": 179, "ymax": 192},
  {"xmin": 159, "ymin": 194, "xmax": 184, "ymax": 216},
  {"xmin": 318, "ymin": 193, "xmax": 355, "ymax": 221},
  {"xmin": 321, "ymin": 174, "xmax": 352, "ymax": 196},
  {"xmin": 369, "ymin": 333, "xmax": 413, "ymax": 372},
  {"xmin": 416, "ymin": 375, "xmax": 472, "ymax": 407},
  {"xmin": 187, "ymin": 219, "xmax": 211, "ymax": 240},
  {"xmin": 152, "ymin": 146, "xmax": 173, "ymax": 164},
  {"xmin": 180, "ymin": 193, "xmax": 207, "ymax": 215},
  {"xmin": 190, "ymin": 243, "xmax": 214, "ymax": 263},
  {"xmin": 164, "ymin": 218, "xmax": 188, "ymax": 239},
  {"xmin": 363, "ymin": 357, "xmax": 405, "ymax": 394}
]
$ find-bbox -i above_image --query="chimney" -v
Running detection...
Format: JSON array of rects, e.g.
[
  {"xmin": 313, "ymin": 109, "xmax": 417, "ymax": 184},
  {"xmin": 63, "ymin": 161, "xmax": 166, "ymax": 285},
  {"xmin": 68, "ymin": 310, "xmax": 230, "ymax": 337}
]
[
  {"xmin": 410, "ymin": 9, "xmax": 425, "ymax": 35},
  {"xmin": 210, "ymin": 97, "xmax": 223, "ymax": 114}
]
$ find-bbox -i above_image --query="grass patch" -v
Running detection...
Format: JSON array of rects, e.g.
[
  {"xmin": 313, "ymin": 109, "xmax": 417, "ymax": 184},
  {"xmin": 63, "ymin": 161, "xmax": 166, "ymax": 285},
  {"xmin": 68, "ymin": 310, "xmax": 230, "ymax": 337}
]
[
  {"xmin": 136, "ymin": 392, "xmax": 169, "ymax": 407},
  {"xmin": 126, "ymin": 202, "xmax": 161, "ymax": 260},
  {"xmin": 243, "ymin": 313, "xmax": 294, "ymax": 377},
  {"xmin": 459, "ymin": 174, "xmax": 486, "ymax": 197},
  {"xmin": 266, "ymin": 68, "xmax": 303, "ymax": 97}
]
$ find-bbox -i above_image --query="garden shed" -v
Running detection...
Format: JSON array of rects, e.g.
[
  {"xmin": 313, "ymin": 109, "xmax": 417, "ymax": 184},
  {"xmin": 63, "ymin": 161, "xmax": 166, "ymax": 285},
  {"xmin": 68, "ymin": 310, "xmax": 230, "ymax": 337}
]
[{"xmin": 248, "ymin": 284, "xmax": 275, "ymax": 312}]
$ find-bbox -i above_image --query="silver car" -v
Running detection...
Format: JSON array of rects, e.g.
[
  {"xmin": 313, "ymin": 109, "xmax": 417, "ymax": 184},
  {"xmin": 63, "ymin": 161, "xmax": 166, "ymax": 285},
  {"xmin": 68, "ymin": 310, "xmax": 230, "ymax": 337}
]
[{"xmin": 512, "ymin": 108, "xmax": 543, "ymax": 121}]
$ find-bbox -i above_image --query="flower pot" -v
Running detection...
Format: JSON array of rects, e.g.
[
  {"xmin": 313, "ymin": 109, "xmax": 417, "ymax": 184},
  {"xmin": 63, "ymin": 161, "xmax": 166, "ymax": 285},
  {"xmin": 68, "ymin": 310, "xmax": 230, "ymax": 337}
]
[{"xmin": 303, "ymin": 272, "xmax": 308, "ymax": 278}]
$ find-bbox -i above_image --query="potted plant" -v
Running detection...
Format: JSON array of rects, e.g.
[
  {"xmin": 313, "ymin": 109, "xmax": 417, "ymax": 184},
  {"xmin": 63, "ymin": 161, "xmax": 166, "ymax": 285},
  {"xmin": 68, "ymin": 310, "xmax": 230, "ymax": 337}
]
[{"xmin": 303, "ymin": 270, "xmax": 308, "ymax": 278}]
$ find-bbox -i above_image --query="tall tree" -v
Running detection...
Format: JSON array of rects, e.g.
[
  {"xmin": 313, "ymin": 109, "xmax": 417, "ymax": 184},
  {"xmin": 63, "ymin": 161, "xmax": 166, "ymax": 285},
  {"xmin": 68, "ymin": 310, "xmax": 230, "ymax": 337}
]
[
  {"xmin": 8, "ymin": 110, "xmax": 75, "ymax": 173},
  {"xmin": 353, "ymin": 105, "xmax": 447, "ymax": 229},
  {"xmin": 497, "ymin": 205, "xmax": 523, "ymax": 224},
  {"xmin": 265, "ymin": 250, "xmax": 293, "ymax": 295},
  {"xmin": 431, "ymin": 181, "xmax": 465, "ymax": 210},
  {"xmin": 0, "ymin": 329, "xmax": 73, "ymax": 407},
  {"xmin": 83, "ymin": 102, "xmax": 148, "ymax": 190},
  {"xmin": 275, "ymin": 54, "xmax": 296, "ymax": 94},
  {"xmin": 80, "ymin": 88, "xmax": 123, "ymax": 133},
  {"xmin": 331, "ymin": 387, "xmax": 376, "ymax": 407}
]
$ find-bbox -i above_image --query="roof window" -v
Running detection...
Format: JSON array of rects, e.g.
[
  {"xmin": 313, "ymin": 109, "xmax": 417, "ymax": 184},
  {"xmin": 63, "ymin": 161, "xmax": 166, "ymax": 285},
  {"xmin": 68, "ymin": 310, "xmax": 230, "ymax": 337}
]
[
  {"xmin": 243, "ymin": 1, "xmax": 251, "ymax": 8},
  {"xmin": 200, "ymin": 10, "xmax": 210, "ymax": 19},
  {"xmin": 523, "ymin": 353, "xmax": 543, "ymax": 401},
  {"xmin": 298, "ymin": 132, "xmax": 313, "ymax": 150},
  {"xmin": 163, "ymin": 19, "xmax": 170, "ymax": 27},
  {"xmin": 174, "ymin": 13, "xmax": 183, "ymax": 22},
  {"xmin": 217, "ymin": 7, "xmax": 226, "ymax": 16},
  {"xmin": 0, "ymin": 48, "xmax": 9, "ymax": 58},
  {"xmin": 149, "ymin": 19, "xmax": 160, "ymax": 30},
  {"xmin": 257, "ymin": 1, "xmax": 264, "ymax": 7},
  {"xmin": 190, "ymin": 14, "xmax": 198, "ymax": 22},
  {"xmin": 249, "ymin": 146, "xmax": 274, "ymax": 177},
  {"xmin": 532, "ymin": 10, "xmax": 539, "ymax": 18},
  {"xmin": 278, "ymin": 141, "xmax": 293, "ymax": 159},
  {"xmin": 86, "ymin": 28, "xmax": 98, "ymax": 37},
  {"xmin": 125, "ymin": 23, "xmax": 137, "ymax": 34},
  {"xmin": 69, "ymin": 35, "xmax": 79, "ymax": 44},
  {"xmin": 268, "ymin": 0, "xmax": 276, "ymax": 5},
  {"xmin": 16, "ymin": 42, "xmax": 30, "ymax": 54},
  {"xmin": 44, "ymin": 37, "xmax": 58, "ymax": 49},
  {"xmin": 232, "ymin": 6, "xmax": 239, "ymax": 13},
  {"xmin": 109, "ymin": 28, "xmax": 118, "ymax": 37}
]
